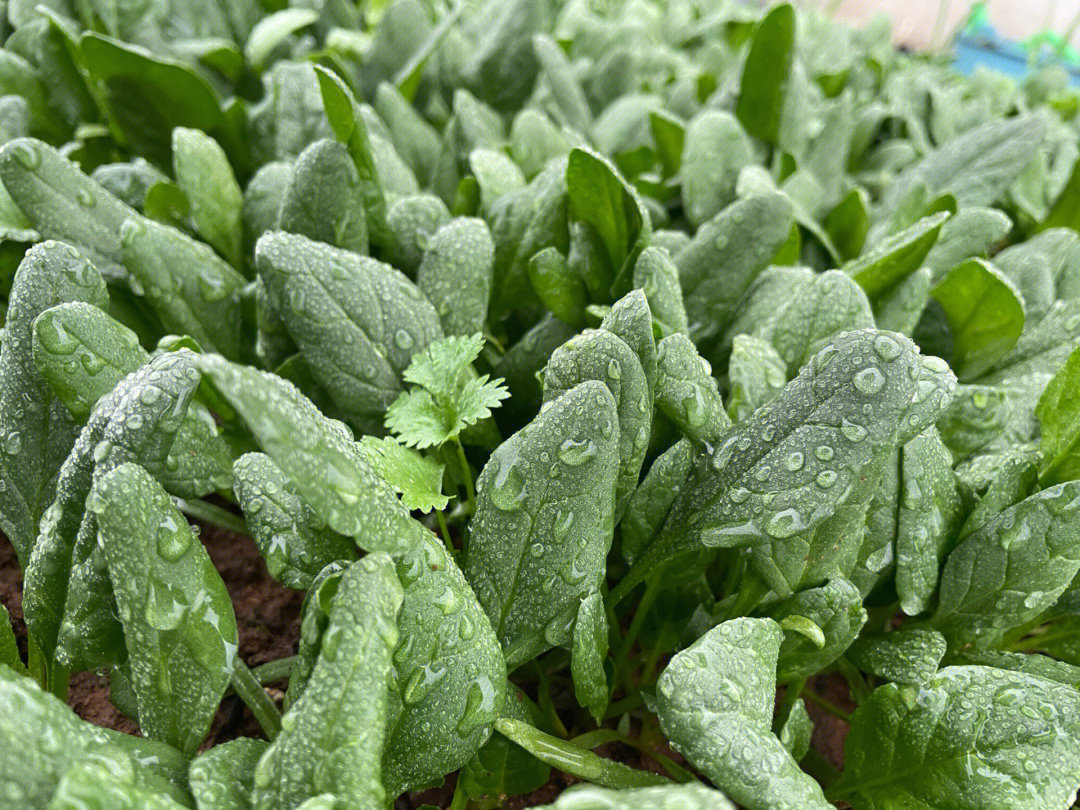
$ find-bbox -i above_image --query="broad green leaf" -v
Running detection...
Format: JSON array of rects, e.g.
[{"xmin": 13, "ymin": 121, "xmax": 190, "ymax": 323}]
[
  {"xmin": 830, "ymin": 666, "xmax": 1080, "ymax": 809},
  {"xmin": 727, "ymin": 334, "xmax": 787, "ymax": 423},
  {"xmin": 565, "ymin": 147, "xmax": 648, "ymax": 287},
  {"xmin": 417, "ymin": 217, "xmax": 494, "ymax": 337},
  {"xmin": 248, "ymin": 61, "xmax": 332, "ymax": 166},
  {"xmin": 682, "ymin": 111, "xmax": 752, "ymax": 227},
  {"xmin": 633, "ymin": 246, "xmax": 688, "ymax": 337},
  {"xmin": 172, "ymin": 128, "xmax": 244, "ymax": 268},
  {"xmin": 120, "ymin": 217, "xmax": 246, "ymax": 359},
  {"xmin": 493, "ymin": 314, "xmax": 576, "ymax": 425},
  {"xmin": 930, "ymin": 258, "xmax": 1024, "ymax": 380},
  {"xmin": 81, "ymin": 33, "xmax": 234, "ymax": 170},
  {"xmin": 768, "ymin": 578, "xmax": 866, "ymax": 683},
  {"xmin": 468, "ymin": 148, "xmax": 527, "ymax": 216},
  {"xmin": 957, "ymin": 453, "xmax": 1037, "ymax": 541},
  {"xmin": 1036, "ymin": 345, "xmax": 1080, "ymax": 486},
  {"xmin": 735, "ymin": 3, "xmax": 796, "ymax": 145},
  {"xmin": 233, "ymin": 452, "xmax": 357, "ymax": 589},
  {"xmin": 883, "ymin": 112, "xmax": 1050, "ymax": 215},
  {"xmin": 676, "ymin": 192, "xmax": 794, "ymax": 346},
  {"xmin": 0, "ymin": 243, "xmax": 107, "ymax": 569},
  {"xmin": 375, "ymin": 82, "xmax": 440, "ymax": 186},
  {"xmin": 844, "ymin": 211, "xmax": 948, "ymax": 298},
  {"xmin": 620, "ymin": 438, "xmax": 694, "ymax": 566},
  {"xmin": 570, "ymin": 591, "xmax": 608, "ymax": 723},
  {"xmin": 949, "ymin": 650, "xmax": 1080, "ymax": 689},
  {"xmin": 284, "ymin": 561, "xmax": 349, "ymax": 711},
  {"xmin": 924, "ymin": 206, "xmax": 1012, "ymax": 281},
  {"xmin": 277, "ymin": 138, "xmax": 368, "ymax": 255},
  {"xmin": 383, "ymin": 534, "xmax": 507, "ymax": 796},
  {"xmin": 357, "ymin": 436, "xmax": 448, "ymax": 513},
  {"xmin": 532, "ymin": 34, "xmax": 591, "ymax": 133},
  {"xmin": 536, "ymin": 784, "xmax": 736, "ymax": 809},
  {"xmin": 193, "ymin": 353, "xmax": 428, "ymax": 553},
  {"xmin": 778, "ymin": 698, "xmax": 812, "ymax": 763},
  {"xmin": 599, "ymin": 289, "xmax": 658, "ymax": 395},
  {"xmin": 464, "ymin": 381, "xmax": 618, "ymax": 669},
  {"xmin": 635, "ymin": 330, "xmax": 920, "ymax": 599},
  {"xmin": 47, "ymin": 750, "xmax": 190, "ymax": 810},
  {"xmin": 543, "ymin": 330, "xmax": 649, "ymax": 516},
  {"xmin": 932, "ymin": 481, "xmax": 1080, "ymax": 649},
  {"xmin": 257, "ymin": 231, "xmax": 442, "ymax": 429},
  {"xmin": 384, "ymin": 193, "xmax": 452, "ymax": 276},
  {"xmin": 655, "ymin": 618, "xmax": 832, "ymax": 810},
  {"xmin": 993, "ymin": 228, "xmax": 1080, "ymax": 328},
  {"xmin": 0, "ymin": 665, "xmax": 191, "ymax": 808},
  {"xmin": 824, "ymin": 187, "xmax": 870, "ymax": 261},
  {"xmin": 244, "ymin": 8, "xmax": 318, "ymax": 70},
  {"xmin": 0, "ymin": 138, "xmax": 137, "ymax": 281},
  {"xmin": 32, "ymin": 302, "xmax": 233, "ymax": 499},
  {"xmin": 528, "ymin": 247, "xmax": 587, "ymax": 327},
  {"xmin": 252, "ymin": 554, "xmax": 402, "ymax": 810},
  {"xmin": 849, "ymin": 628, "xmax": 947, "ymax": 686},
  {"xmin": 25, "ymin": 351, "xmax": 199, "ymax": 673},
  {"xmin": 874, "ymin": 266, "xmax": 932, "ymax": 335},
  {"xmin": 655, "ymin": 333, "xmax": 729, "ymax": 444},
  {"xmin": 895, "ymin": 427, "xmax": 964, "ymax": 616},
  {"xmin": 937, "ymin": 384, "xmax": 1011, "ymax": 461},
  {"xmin": 458, "ymin": 685, "xmax": 551, "ymax": 800},
  {"xmin": 189, "ymin": 737, "xmax": 269, "ymax": 810},
  {"xmin": 89, "ymin": 463, "xmax": 237, "ymax": 756},
  {"xmin": 0, "ymin": 603, "xmax": 23, "ymax": 675}
]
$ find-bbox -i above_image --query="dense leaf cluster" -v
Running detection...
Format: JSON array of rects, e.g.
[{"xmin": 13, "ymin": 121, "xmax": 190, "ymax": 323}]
[{"xmin": 3, "ymin": 0, "xmax": 1080, "ymax": 808}]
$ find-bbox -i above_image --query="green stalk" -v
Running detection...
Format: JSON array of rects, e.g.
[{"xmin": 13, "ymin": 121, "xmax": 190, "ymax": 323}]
[
  {"xmin": 802, "ymin": 688, "xmax": 851, "ymax": 723},
  {"xmin": 251, "ymin": 655, "xmax": 297, "ymax": 684},
  {"xmin": 454, "ymin": 437, "xmax": 477, "ymax": 515},
  {"xmin": 495, "ymin": 718, "xmax": 670, "ymax": 789},
  {"xmin": 177, "ymin": 498, "xmax": 249, "ymax": 535},
  {"xmin": 231, "ymin": 659, "xmax": 283, "ymax": 740},
  {"xmin": 436, "ymin": 509, "xmax": 454, "ymax": 551}
]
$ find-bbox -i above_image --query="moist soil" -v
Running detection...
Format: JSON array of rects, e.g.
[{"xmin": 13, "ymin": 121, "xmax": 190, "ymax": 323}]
[{"xmin": 0, "ymin": 524, "xmax": 851, "ymax": 808}]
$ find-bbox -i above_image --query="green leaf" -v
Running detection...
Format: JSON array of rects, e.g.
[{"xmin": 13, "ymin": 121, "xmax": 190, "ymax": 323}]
[
  {"xmin": 252, "ymin": 554, "xmax": 402, "ymax": 810},
  {"xmin": 544, "ymin": 329, "xmax": 650, "ymax": 515},
  {"xmin": 278, "ymin": 138, "xmax": 368, "ymax": 255},
  {"xmin": 632, "ymin": 329, "xmax": 921, "ymax": 600},
  {"xmin": 0, "ymin": 603, "xmax": 24, "ymax": 675},
  {"xmin": 89, "ymin": 463, "xmax": 237, "ymax": 756},
  {"xmin": 0, "ymin": 138, "xmax": 137, "ymax": 282},
  {"xmin": 233, "ymin": 452, "xmax": 357, "ymax": 589},
  {"xmin": 932, "ymin": 481, "xmax": 1080, "ymax": 649},
  {"xmin": 600, "ymin": 289, "xmax": 658, "ymax": 395},
  {"xmin": 930, "ymin": 258, "xmax": 1025, "ymax": 380},
  {"xmin": 357, "ymin": 436, "xmax": 448, "ymax": 513},
  {"xmin": 32, "ymin": 302, "xmax": 234, "ymax": 499},
  {"xmin": 633, "ymin": 246, "xmax": 688, "ymax": 337},
  {"xmin": 193, "ymin": 353, "xmax": 428, "ymax": 553},
  {"xmin": 459, "ymin": 688, "xmax": 551, "ymax": 800},
  {"xmin": 768, "ymin": 578, "xmax": 866, "ymax": 683},
  {"xmin": 244, "ymin": 8, "xmax": 319, "ymax": 70},
  {"xmin": 528, "ymin": 247, "xmax": 587, "ymax": 327},
  {"xmin": 416, "ymin": 217, "xmax": 495, "ymax": 337},
  {"xmin": 535, "ymin": 784, "xmax": 736, "ymax": 809},
  {"xmin": 682, "ymin": 110, "xmax": 752, "ymax": 227},
  {"xmin": 844, "ymin": 211, "xmax": 949, "ymax": 298},
  {"xmin": 566, "ymin": 146, "xmax": 649, "ymax": 286},
  {"xmin": 386, "ymin": 333, "xmax": 508, "ymax": 449},
  {"xmin": 655, "ymin": 333, "xmax": 729, "ymax": 444},
  {"xmin": 119, "ymin": 217, "xmax": 246, "ymax": 359},
  {"xmin": 727, "ymin": 334, "xmax": 787, "ymax": 423},
  {"xmin": 189, "ymin": 738, "xmax": 269, "ymax": 810},
  {"xmin": 256, "ymin": 231, "xmax": 443, "ymax": 430},
  {"xmin": 895, "ymin": 427, "xmax": 965, "ymax": 616},
  {"xmin": 382, "ymin": 534, "xmax": 507, "ymax": 796},
  {"xmin": 848, "ymin": 628, "xmax": 947, "ymax": 686},
  {"xmin": 48, "ymin": 750, "xmax": 191, "ymax": 810},
  {"xmin": 0, "ymin": 664, "xmax": 191, "ymax": 808},
  {"xmin": 172, "ymin": 127, "xmax": 244, "ymax": 268},
  {"xmin": 0, "ymin": 243, "xmax": 108, "ymax": 570},
  {"xmin": 778, "ymin": 698, "xmax": 812, "ymax": 762},
  {"xmin": 655, "ymin": 618, "xmax": 832, "ymax": 810},
  {"xmin": 874, "ymin": 266, "xmax": 932, "ymax": 336},
  {"xmin": 923, "ymin": 206, "xmax": 1012, "ymax": 282},
  {"xmin": 676, "ymin": 192, "xmax": 794, "ymax": 346},
  {"xmin": 620, "ymin": 438, "xmax": 694, "ymax": 567},
  {"xmin": 830, "ymin": 666, "xmax": 1080, "ymax": 809},
  {"xmin": 570, "ymin": 591, "xmax": 609, "ymax": 723},
  {"xmin": 375, "ymin": 82, "xmax": 440, "ymax": 186},
  {"xmin": 735, "ymin": 3, "xmax": 796, "ymax": 145},
  {"xmin": 824, "ymin": 187, "xmax": 870, "ymax": 262},
  {"xmin": 464, "ymin": 381, "xmax": 619, "ymax": 669},
  {"xmin": 532, "ymin": 34, "xmax": 591, "ymax": 133},
  {"xmin": 1036, "ymin": 345, "xmax": 1080, "ymax": 486}
]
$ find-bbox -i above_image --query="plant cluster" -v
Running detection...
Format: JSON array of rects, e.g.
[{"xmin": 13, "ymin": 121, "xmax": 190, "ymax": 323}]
[{"xmin": 4, "ymin": 0, "xmax": 1080, "ymax": 808}]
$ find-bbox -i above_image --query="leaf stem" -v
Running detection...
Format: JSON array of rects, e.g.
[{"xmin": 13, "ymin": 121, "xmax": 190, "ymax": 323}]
[
  {"xmin": 436, "ymin": 509, "xmax": 454, "ymax": 550},
  {"xmin": 494, "ymin": 718, "xmax": 670, "ymax": 789},
  {"xmin": 802, "ymin": 688, "xmax": 851, "ymax": 723},
  {"xmin": 834, "ymin": 656, "xmax": 872, "ymax": 703},
  {"xmin": 448, "ymin": 777, "xmax": 469, "ymax": 810},
  {"xmin": 453, "ymin": 438, "xmax": 477, "ymax": 516},
  {"xmin": 613, "ymin": 576, "xmax": 661, "ymax": 689},
  {"xmin": 251, "ymin": 655, "xmax": 296, "ymax": 684},
  {"xmin": 177, "ymin": 498, "xmax": 249, "ymax": 535},
  {"xmin": 231, "ymin": 659, "xmax": 282, "ymax": 740}
]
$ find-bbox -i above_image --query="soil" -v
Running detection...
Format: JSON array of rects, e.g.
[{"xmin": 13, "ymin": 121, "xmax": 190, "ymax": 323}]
[{"xmin": 1, "ymin": 523, "xmax": 852, "ymax": 808}]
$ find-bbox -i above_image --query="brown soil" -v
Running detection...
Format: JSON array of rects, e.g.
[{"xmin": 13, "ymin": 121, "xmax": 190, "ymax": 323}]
[{"xmin": 1, "ymin": 525, "xmax": 851, "ymax": 808}]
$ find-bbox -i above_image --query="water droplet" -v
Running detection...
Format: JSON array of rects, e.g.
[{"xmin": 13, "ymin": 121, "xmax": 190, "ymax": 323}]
[
  {"xmin": 394, "ymin": 329, "xmax": 414, "ymax": 350},
  {"xmin": 815, "ymin": 444, "xmax": 834, "ymax": 461},
  {"xmin": 766, "ymin": 509, "xmax": 805, "ymax": 539},
  {"xmin": 11, "ymin": 142, "xmax": 40, "ymax": 170},
  {"xmin": 840, "ymin": 418, "xmax": 867, "ymax": 442},
  {"xmin": 456, "ymin": 676, "xmax": 496, "ymax": 734},
  {"xmin": 558, "ymin": 438, "xmax": 597, "ymax": 466},
  {"xmin": 489, "ymin": 456, "xmax": 525, "ymax": 511},
  {"xmin": 731, "ymin": 486, "xmax": 751, "ymax": 504},
  {"xmin": 3, "ymin": 432, "xmax": 21, "ymax": 456},
  {"xmin": 853, "ymin": 367, "xmax": 885, "ymax": 395},
  {"xmin": 145, "ymin": 578, "xmax": 188, "ymax": 631},
  {"xmin": 80, "ymin": 351, "xmax": 105, "ymax": 376},
  {"xmin": 156, "ymin": 517, "xmax": 191, "ymax": 561},
  {"xmin": 76, "ymin": 188, "xmax": 95, "ymax": 208},
  {"xmin": 873, "ymin": 335, "xmax": 902, "ymax": 361},
  {"xmin": 682, "ymin": 388, "xmax": 707, "ymax": 428},
  {"xmin": 816, "ymin": 470, "xmax": 837, "ymax": 489},
  {"xmin": 783, "ymin": 451, "xmax": 804, "ymax": 471},
  {"xmin": 607, "ymin": 359, "xmax": 621, "ymax": 380}
]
